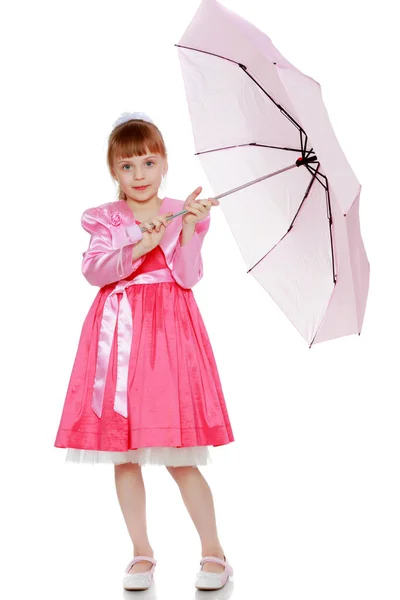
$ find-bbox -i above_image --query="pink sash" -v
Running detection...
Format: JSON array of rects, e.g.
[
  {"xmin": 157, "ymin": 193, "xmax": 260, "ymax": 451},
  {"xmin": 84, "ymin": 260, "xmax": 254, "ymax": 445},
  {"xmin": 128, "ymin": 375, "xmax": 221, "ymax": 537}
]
[{"xmin": 91, "ymin": 268, "xmax": 175, "ymax": 418}]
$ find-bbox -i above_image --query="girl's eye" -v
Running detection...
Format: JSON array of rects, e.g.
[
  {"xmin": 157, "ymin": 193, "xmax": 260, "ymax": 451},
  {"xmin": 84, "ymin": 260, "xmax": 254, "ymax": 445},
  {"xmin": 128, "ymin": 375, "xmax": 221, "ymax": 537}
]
[{"xmin": 122, "ymin": 161, "xmax": 154, "ymax": 170}]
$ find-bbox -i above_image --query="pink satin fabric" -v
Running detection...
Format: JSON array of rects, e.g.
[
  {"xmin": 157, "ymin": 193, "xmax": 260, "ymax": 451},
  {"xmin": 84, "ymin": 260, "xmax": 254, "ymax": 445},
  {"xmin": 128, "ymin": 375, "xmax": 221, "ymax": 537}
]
[{"xmin": 92, "ymin": 267, "xmax": 175, "ymax": 419}]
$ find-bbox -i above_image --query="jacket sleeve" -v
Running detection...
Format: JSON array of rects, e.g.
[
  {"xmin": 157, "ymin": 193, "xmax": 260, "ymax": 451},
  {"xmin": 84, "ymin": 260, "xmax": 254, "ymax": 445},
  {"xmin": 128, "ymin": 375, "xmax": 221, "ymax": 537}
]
[
  {"xmin": 81, "ymin": 207, "xmax": 146, "ymax": 287},
  {"xmin": 171, "ymin": 213, "xmax": 211, "ymax": 289}
]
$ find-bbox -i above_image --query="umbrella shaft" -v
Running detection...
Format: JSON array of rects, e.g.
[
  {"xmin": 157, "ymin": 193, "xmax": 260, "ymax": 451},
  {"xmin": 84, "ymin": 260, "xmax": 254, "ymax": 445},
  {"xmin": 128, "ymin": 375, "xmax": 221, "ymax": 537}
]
[
  {"xmin": 139, "ymin": 163, "xmax": 298, "ymax": 230},
  {"xmin": 214, "ymin": 163, "xmax": 298, "ymax": 200}
]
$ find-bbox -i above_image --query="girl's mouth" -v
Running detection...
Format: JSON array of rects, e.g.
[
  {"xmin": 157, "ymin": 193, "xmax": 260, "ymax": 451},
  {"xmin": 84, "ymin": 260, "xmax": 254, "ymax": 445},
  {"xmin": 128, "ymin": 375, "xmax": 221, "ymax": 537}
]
[{"xmin": 134, "ymin": 185, "xmax": 149, "ymax": 191}]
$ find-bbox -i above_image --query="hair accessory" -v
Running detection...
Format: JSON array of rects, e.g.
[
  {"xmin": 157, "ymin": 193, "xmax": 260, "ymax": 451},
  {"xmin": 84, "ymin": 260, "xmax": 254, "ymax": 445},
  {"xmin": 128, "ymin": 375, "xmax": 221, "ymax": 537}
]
[{"xmin": 112, "ymin": 112, "xmax": 154, "ymax": 130}]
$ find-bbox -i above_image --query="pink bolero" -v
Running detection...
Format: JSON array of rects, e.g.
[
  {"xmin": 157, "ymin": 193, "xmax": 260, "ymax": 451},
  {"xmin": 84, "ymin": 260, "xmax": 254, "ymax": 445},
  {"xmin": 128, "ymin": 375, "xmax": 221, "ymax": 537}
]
[{"xmin": 80, "ymin": 196, "xmax": 211, "ymax": 289}]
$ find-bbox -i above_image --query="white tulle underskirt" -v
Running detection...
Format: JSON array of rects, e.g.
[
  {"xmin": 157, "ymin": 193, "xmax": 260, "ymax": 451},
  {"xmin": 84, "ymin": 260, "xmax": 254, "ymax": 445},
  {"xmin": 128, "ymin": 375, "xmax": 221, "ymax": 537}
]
[{"xmin": 65, "ymin": 446, "xmax": 212, "ymax": 466}]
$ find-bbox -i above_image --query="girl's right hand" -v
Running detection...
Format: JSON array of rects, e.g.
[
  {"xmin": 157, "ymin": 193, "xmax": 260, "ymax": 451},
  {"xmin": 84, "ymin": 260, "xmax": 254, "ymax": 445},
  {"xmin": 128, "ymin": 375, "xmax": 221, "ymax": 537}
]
[{"xmin": 139, "ymin": 211, "xmax": 174, "ymax": 253}]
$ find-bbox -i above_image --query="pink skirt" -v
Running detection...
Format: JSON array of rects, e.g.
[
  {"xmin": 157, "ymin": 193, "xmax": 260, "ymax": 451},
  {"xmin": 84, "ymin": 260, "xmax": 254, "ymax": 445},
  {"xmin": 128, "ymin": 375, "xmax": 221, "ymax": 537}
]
[{"xmin": 54, "ymin": 276, "xmax": 234, "ymax": 466}]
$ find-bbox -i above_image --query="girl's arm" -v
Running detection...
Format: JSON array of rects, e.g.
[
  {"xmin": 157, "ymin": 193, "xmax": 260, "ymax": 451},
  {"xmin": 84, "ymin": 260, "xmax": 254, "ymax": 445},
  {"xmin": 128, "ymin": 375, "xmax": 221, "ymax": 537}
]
[
  {"xmin": 170, "ymin": 213, "xmax": 211, "ymax": 289},
  {"xmin": 81, "ymin": 207, "xmax": 146, "ymax": 287}
]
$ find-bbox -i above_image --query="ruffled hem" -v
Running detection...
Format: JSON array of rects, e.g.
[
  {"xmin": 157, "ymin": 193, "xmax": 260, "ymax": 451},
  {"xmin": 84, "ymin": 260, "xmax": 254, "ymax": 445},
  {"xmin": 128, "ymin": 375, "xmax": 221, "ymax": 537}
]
[{"xmin": 65, "ymin": 446, "xmax": 212, "ymax": 466}]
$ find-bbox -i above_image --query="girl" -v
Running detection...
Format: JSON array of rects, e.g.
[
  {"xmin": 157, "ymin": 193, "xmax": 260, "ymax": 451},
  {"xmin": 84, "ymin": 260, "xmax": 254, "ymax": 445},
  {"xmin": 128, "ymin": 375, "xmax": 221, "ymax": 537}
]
[{"xmin": 54, "ymin": 112, "xmax": 234, "ymax": 592}]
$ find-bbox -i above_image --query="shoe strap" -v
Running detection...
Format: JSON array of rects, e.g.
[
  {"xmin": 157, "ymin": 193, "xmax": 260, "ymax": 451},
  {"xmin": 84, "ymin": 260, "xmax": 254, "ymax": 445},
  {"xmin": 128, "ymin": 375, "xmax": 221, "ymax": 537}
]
[
  {"xmin": 200, "ymin": 556, "xmax": 226, "ymax": 567},
  {"xmin": 125, "ymin": 555, "xmax": 156, "ymax": 573},
  {"xmin": 200, "ymin": 555, "xmax": 233, "ymax": 576}
]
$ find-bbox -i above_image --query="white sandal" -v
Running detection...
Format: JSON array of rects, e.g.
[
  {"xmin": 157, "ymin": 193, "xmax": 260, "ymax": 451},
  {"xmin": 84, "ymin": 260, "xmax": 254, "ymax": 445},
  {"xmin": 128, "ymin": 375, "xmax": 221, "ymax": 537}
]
[{"xmin": 123, "ymin": 555, "xmax": 157, "ymax": 591}]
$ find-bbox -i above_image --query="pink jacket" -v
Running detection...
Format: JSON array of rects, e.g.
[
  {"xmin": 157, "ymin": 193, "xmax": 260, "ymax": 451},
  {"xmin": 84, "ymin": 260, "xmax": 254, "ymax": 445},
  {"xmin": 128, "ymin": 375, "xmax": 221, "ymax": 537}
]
[{"xmin": 81, "ymin": 196, "xmax": 211, "ymax": 289}]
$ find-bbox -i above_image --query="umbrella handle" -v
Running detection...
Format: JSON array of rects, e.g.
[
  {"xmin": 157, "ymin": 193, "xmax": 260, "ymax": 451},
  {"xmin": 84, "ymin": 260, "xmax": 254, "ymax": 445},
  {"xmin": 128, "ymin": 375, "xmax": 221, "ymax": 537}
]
[
  {"xmin": 139, "ymin": 208, "xmax": 191, "ymax": 232},
  {"xmin": 139, "ymin": 199, "xmax": 219, "ymax": 233}
]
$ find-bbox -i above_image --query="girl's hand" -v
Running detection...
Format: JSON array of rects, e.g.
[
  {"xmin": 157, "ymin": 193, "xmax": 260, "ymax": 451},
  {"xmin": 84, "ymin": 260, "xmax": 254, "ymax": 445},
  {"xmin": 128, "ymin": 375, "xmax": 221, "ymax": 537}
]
[
  {"xmin": 182, "ymin": 186, "xmax": 219, "ymax": 226},
  {"xmin": 139, "ymin": 211, "xmax": 173, "ymax": 253}
]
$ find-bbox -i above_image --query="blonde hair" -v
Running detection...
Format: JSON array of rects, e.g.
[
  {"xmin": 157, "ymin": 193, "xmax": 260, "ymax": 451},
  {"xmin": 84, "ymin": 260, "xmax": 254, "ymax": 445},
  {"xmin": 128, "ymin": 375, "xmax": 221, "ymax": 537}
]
[{"xmin": 107, "ymin": 119, "xmax": 168, "ymax": 200}]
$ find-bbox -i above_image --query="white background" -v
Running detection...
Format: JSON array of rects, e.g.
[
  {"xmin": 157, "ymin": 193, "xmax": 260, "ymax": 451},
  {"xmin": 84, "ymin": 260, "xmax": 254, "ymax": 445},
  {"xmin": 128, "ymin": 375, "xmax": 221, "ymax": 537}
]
[{"xmin": 1, "ymin": 1, "xmax": 399, "ymax": 598}]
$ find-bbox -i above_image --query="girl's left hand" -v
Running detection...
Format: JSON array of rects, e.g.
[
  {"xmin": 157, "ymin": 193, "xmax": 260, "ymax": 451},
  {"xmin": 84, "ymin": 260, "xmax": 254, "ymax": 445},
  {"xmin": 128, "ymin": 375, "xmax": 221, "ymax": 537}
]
[{"xmin": 182, "ymin": 186, "xmax": 220, "ymax": 226}]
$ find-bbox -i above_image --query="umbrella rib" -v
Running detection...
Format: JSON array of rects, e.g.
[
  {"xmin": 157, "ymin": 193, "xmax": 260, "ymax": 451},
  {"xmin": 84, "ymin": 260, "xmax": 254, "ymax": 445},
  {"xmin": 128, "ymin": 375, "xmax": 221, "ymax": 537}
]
[
  {"xmin": 305, "ymin": 165, "xmax": 336, "ymax": 286},
  {"xmin": 288, "ymin": 168, "xmax": 319, "ymax": 232},
  {"xmin": 195, "ymin": 142, "xmax": 303, "ymax": 156},
  {"xmin": 237, "ymin": 64, "xmax": 305, "ymax": 134},
  {"xmin": 252, "ymin": 142, "xmax": 302, "ymax": 153},
  {"xmin": 324, "ymin": 181, "xmax": 336, "ymax": 285},
  {"xmin": 300, "ymin": 131, "xmax": 306, "ymax": 154},
  {"xmin": 175, "ymin": 44, "xmax": 306, "ymax": 136},
  {"xmin": 305, "ymin": 165, "xmax": 337, "ymax": 286},
  {"xmin": 305, "ymin": 164, "xmax": 328, "ymax": 190},
  {"xmin": 309, "ymin": 179, "xmax": 336, "ymax": 348},
  {"xmin": 175, "ymin": 43, "xmax": 245, "ymax": 67},
  {"xmin": 300, "ymin": 134, "xmax": 316, "ymax": 160},
  {"xmin": 246, "ymin": 166, "xmax": 320, "ymax": 274}
]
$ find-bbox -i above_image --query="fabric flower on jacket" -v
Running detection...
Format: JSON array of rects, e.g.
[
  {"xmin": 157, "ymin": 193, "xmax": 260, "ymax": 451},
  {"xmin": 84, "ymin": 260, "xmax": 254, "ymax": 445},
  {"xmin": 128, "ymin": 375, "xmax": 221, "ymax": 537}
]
[{"xmin": 110, "ymin": 211, "xmax": 122, "ymax": 226}]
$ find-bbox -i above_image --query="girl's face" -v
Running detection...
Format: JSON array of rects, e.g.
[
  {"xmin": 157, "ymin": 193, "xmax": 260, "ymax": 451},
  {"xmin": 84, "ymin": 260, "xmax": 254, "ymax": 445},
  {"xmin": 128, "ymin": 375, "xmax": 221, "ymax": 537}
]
[{"xmin": 112, "ymin": 150, "xmax": 167, "ymax": 202}]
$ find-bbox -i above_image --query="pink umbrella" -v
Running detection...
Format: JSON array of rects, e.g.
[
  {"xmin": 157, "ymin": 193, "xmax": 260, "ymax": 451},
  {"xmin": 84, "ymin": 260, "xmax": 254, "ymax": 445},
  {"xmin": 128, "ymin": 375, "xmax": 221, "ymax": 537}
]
[{"xmin": 174, "ymin": 0, "xmax": 370, "ymax": 347}]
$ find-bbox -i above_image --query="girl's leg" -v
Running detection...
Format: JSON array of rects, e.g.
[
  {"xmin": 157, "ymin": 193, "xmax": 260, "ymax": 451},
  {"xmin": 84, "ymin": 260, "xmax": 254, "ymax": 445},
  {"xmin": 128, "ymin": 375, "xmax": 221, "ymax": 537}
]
[
  {"xmin": 114, "ymin": 462, "xmax": 154, "ymax": 574},
  {"xmin": 166, "ymin": 466, "xmax": 226, "ymax": 574}
]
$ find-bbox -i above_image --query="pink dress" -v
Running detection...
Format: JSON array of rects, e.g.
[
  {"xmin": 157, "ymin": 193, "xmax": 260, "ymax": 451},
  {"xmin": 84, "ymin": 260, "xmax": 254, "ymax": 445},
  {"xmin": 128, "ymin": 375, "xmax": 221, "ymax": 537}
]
[{"xmin": 54, "ymin": 205, "xmax": 234, "ymax": 467}]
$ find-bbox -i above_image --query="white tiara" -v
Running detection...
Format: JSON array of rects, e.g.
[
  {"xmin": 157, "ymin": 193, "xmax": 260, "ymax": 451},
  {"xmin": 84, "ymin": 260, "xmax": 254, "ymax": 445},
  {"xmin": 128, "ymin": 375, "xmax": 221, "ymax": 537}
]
[{"xmin": 112, "ymin": 112, "xmax": 154, "ymax": 130}]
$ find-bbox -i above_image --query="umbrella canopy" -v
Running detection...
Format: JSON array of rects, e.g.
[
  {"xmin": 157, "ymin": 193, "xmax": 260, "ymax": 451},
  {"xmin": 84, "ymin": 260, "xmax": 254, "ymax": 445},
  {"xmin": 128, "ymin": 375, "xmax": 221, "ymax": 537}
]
[{"xmin": 175, "ymin": 0, "xmax": 369, "ymax": 346}]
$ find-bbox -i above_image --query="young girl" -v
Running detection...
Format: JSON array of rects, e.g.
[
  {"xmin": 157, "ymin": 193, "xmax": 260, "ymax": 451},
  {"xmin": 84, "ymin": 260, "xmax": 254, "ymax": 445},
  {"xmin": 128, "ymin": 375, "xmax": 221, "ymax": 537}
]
[{"xmin": 54, "ymin": 111, "xmax": 235, "ymax": 592}]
